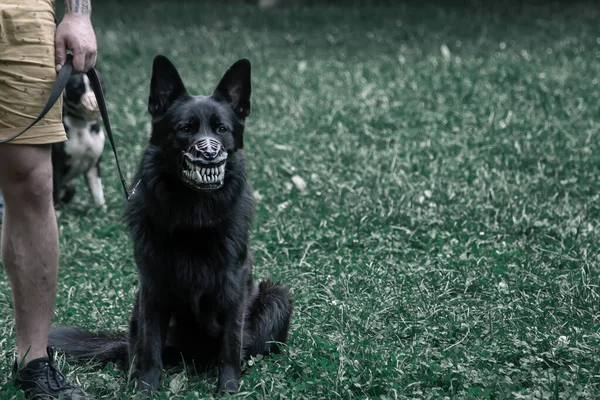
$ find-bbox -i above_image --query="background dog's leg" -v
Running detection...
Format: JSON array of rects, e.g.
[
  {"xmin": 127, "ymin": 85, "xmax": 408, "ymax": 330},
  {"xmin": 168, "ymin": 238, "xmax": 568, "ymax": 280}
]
[
  {"xmin": 51, "ymin": 144, "xmax": 66, "ymax": 206},
  {"xmin": 85, "ymin": 159, "xmax": 105, "ymax": 209},
  {"xmin": 52, "ymin": 172, "xmax": 62, "ymax": 206},
  {"xmin": 217, "ymin": 292, "xmax": 246, "ymax": 395},
  {"xmin": 61, "ymin": 185, "xmax": 76, "ymax": 204}
]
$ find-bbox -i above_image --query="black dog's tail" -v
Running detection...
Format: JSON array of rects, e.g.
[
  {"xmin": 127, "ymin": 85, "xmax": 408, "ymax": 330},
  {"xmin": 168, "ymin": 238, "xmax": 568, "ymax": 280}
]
[
  {"xmin": 48, "ymin": 327, "xmax": 129, "ymax": 364},
  {"xmin": 243, "ymin": 280, "xmax": 293, "ymax": 359}
]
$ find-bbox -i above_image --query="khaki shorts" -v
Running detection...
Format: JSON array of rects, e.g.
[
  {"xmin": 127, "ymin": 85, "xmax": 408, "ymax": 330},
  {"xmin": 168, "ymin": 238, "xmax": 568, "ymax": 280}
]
[{"xmin": 0, "ymin": 0, "xmax": 66, "ymax": 145}]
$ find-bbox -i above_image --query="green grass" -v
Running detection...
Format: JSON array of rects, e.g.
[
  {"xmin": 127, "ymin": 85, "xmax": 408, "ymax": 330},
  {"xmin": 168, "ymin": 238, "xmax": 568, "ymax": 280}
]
[{"xmin": 2, "ymin": 0, "xmax": 600, "ymax": 398}]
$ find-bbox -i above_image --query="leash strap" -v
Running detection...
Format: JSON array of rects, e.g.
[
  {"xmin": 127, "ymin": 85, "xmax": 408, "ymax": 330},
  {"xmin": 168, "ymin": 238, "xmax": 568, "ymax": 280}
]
[
  {"xmin": 0, "ymin": 54, "xmax": 131, "ymax": 200},
  {"xmin": 85, "ymin": 65, "xmax": 131, "ymax": 200}
]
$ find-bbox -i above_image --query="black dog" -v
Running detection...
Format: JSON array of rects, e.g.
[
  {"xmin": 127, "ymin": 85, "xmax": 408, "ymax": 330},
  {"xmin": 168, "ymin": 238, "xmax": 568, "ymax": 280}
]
[
  {"xmin": 49, "ymin": 56, "xmax": 293, "ymax": 395},
  {"xmin": 52, "ymin": 71, "xmax": 106, "ymax": 209}
]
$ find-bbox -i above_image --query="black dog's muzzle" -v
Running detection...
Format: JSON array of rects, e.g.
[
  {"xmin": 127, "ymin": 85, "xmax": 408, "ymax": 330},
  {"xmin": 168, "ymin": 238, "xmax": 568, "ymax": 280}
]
[
  {"xmin": 192, "ymin": 137, "xmax": 223, "ymax": 161},
  {"xmin": 180, "ymin": 138, "xmax": 228, "ymax": 191}
]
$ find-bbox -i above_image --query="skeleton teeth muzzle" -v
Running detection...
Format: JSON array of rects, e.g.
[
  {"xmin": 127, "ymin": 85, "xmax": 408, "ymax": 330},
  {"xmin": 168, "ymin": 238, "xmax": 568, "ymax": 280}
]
[
  {"xmin": 182, "ymin": 160, "xmax": 226, "ymax": 184},
  {"xmin": 180, "ymin": 138, "xmax": 228, "ymax": 190}
]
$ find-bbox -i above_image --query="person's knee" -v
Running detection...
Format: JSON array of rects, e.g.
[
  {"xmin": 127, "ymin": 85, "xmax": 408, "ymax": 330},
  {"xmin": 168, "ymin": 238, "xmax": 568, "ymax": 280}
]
[{"xmin": 1, "ymin": 160, "xmax": 54, "ymax": 209}]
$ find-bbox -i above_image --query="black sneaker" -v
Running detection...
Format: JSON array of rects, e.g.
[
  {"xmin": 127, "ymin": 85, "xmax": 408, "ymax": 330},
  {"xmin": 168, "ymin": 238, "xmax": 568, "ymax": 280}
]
[{"xmin": 13, "ymin": 347, "xmax": 86, "ymax": 399}]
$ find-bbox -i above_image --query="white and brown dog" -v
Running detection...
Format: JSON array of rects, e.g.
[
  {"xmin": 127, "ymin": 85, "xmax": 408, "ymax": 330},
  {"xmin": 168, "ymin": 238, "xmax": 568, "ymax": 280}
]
[{"xmin": 52, "ymin": 71, "xmax": 106, "ymax": 209}]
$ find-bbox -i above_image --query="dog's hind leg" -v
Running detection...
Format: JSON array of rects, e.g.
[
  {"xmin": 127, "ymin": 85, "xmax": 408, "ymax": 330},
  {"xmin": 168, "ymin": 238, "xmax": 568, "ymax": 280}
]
[{"xmin": 242, "ymin": 280, "xmax": 293, "ymax": 360}]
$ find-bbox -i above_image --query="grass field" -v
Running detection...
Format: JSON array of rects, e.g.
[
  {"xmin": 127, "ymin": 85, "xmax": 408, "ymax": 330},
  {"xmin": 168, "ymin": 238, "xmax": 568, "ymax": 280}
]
[{"xmin": 2, "ymin": 0, "xmax": 600, "ymax": 398}]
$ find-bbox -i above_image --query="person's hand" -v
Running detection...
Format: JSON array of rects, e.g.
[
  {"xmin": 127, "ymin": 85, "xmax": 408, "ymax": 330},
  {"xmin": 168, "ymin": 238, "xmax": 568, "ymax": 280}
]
[{"xmin": 55, "ymin": 13, "xmax": 97, "ymax": 74}]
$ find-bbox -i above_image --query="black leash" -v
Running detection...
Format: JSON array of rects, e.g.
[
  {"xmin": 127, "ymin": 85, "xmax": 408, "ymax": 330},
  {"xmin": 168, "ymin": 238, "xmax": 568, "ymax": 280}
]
[{"xmin": 0, "ymin": 54, "xmax": 131, "ymax": 200}]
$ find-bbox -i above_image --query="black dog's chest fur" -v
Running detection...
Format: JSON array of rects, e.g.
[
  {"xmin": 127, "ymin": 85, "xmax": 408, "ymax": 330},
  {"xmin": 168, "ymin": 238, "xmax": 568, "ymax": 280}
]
[
  {"xmin": 127, "ymin": 161, "xmax": 252, "ymax": 326},
  {"xmin": 159, "ymin": 227, "xmax": 248, "ymax": 303}
]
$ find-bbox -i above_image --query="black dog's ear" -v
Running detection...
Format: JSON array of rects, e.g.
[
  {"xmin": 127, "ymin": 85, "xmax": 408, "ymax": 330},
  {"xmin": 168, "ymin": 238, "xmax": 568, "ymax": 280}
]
[
  {"xmin": 148, "ymin": 55, "xmax": 188, "ymax": 118},
  {"xmin": 213, "ymin": 59, "xmax": 251, "ymax": 121}
]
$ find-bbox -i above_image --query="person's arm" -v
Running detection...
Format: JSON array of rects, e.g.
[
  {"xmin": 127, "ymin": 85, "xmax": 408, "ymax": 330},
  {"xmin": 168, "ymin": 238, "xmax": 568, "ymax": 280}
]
[
  {"xmin": 64, "ymin": 0, "xmax": 91, "ymax": 13},
  {"xmin": 55, "ymin": 0, "xmax": 97, "ymax": 73}
]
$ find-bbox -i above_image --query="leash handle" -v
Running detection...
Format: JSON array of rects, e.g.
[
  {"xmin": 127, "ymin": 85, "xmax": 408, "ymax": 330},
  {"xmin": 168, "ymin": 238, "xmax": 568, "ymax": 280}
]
[{"xmin": 0, "ymin": 55, "xmax": 131, "ymax": 201}]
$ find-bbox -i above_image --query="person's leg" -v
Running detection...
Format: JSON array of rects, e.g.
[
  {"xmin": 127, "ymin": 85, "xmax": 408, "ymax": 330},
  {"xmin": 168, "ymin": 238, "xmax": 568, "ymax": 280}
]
[
  {"xmin": 0, "ymin": 2, "xmax": 86, "ymax": 398},
  {"xmin": 0, "ymin": 143, "xmax": 58, "ymax": 365}
]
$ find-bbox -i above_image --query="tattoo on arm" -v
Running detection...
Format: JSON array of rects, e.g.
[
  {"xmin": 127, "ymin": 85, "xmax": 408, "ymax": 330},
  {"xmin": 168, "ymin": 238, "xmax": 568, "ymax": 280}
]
[{"xmin": 65, "ymin": 0, "xmax": 91, "ymax": 14}]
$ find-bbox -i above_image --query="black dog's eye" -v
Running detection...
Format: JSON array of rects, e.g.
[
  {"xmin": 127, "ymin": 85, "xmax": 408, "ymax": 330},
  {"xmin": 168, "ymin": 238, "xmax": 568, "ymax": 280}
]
[
  {"xmin": 180, "ymin": 125, "xmax": 192, "ymax": 134},
  {"xmin": 217, "ymin": 125, "xmax": 227, "ymax": 134}
]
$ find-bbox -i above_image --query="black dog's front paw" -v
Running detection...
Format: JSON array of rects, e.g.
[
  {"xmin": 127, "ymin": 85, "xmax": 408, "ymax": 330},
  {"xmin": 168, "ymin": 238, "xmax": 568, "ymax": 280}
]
[
  {"xmin": 137, "ymin": 382, "xmax": 158, "ymax": 397},
  {"xmin": 217, "ymin": 365, "xmax": 240, "ymax": 395},
  {"xmin": 217, "ymin": 380, "xmax": 239, "ymax": 396},
  {"xmin": 136, "ymin": 370, "xmax": 161, "ymax": 396}
]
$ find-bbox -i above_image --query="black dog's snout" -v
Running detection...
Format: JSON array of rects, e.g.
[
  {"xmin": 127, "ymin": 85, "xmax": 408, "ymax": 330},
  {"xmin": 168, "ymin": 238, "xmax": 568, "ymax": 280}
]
[{"xmin": 193, "ymin": 138, "xmax": 221, "ymax": 160}]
